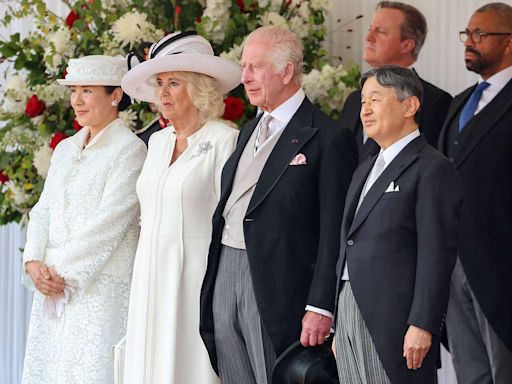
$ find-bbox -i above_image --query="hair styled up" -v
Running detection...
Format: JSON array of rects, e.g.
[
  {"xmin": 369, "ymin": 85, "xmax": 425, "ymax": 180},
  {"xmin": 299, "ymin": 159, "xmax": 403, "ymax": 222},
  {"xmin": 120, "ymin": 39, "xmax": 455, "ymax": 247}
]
[
  {"xmin": 245, "ymin": 26, "xmax": 304, "ymax": 84},
  {"xmin": 360, "ymin": 65, "xmax": 423, "ymax": 124},
  {"xmin": 377, "ymin": 1, "xmax": 427, "ymax": 60},
  {"xmin": 105, "ymin": 86, "xmax": 131, "ymax": 111},
  {"xmin": 152, "ymin": 71, "xmax": 225, "ymax": 124}
]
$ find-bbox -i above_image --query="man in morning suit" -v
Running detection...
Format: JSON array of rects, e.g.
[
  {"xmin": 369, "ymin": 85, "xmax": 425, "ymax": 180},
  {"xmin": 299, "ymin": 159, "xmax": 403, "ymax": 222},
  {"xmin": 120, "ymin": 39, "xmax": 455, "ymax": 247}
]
[
  {"xmin": 340, "ymin": 1, "xmax": 452, "ymax": 163},
  {"xmin": 440, "ymin": 3, "xmax": 512, "ymax": 383},
  {"xmin": 199, "ymin": 26, "xmax": 357, "ymax": 384},
  {"xmin": 334, "ymin": 66, "xmax": 462, "ymax": 384}
]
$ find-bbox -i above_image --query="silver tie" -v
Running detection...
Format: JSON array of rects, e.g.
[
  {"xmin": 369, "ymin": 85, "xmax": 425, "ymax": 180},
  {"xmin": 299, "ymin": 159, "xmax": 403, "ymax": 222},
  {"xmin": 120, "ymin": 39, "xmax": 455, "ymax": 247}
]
[
  {"xmin": 254, "ymin": 114, "xmax": 273, "ymax": 156},
  {"xmin": 355, "ymin": 152, "xmax": 386, "ymax": 213}
]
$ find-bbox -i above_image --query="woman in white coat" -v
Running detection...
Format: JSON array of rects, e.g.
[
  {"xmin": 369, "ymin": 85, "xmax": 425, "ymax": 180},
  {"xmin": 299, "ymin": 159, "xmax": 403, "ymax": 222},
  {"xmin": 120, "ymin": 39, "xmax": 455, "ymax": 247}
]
[
  {"xmin": 22, "ymin": 55, "xmax": 147, "ymax": 384},
  {"xmin": 120, "ymin": 32, "xmax": 241, "ymax": 384}
]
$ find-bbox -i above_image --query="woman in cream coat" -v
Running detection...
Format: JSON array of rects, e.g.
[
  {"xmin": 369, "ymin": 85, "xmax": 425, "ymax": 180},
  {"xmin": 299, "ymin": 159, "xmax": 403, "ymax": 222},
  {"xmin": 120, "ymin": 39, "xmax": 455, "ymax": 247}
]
[
  {"xmin": 22, "ymin": 55, "xmax": 146, "ymax": 384},
  {"xmin": 120, "ymin": 32, "xmax": 241, "ymax": 384}
]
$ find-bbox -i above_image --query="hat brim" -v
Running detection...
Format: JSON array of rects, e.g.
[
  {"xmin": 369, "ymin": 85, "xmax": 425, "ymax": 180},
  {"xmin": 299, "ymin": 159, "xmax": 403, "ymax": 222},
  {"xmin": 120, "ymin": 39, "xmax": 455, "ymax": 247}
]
[
  {"xmin": 57, "ymin": 79, "xmax": 122, "ymax": 86},
  {"xmin": 272, "ymin": 339, "xmax": 339, "ymax": 384},
  {"xmin": 121, "ymin": 53, "xmax": 242, "ymax": 103}
]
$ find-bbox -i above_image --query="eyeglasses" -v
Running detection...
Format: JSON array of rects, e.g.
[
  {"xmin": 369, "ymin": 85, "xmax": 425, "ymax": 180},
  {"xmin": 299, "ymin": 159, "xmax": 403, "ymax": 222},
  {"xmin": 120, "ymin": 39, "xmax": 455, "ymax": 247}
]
[{"xmin": 459, "ymin": 30, "xmax": 512, "ymax": 43}]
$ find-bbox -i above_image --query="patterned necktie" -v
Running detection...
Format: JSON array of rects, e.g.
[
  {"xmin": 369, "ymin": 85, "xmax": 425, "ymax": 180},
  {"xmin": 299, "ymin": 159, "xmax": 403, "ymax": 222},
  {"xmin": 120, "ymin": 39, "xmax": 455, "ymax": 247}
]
[
  {"xmin": 458, "ymin": 81, "xmax": 490, "ymax": 132},
  {"xmin": 356, "ymin": 152, "xmax": 386, "ymax": 213},
  {"xmin": 254, "ymin": 114, "xmax": 273, "ymax": 155}
]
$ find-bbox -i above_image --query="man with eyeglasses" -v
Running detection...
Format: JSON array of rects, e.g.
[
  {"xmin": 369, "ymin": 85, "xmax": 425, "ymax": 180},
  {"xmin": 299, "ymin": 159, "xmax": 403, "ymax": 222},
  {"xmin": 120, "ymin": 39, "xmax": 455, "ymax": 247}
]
[
  {"xmin": 339, "ymin": 1, "xmax": 452, "ymax": 163},
  {"xmin": 438, "ymin": 2, "xmax": 512, "ymax": 383}
]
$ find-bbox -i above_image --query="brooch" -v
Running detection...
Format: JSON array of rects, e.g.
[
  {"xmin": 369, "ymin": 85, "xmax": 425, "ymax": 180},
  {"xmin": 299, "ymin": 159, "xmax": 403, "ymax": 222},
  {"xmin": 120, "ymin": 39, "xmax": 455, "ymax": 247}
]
[{"xmin": 191, "ymin": 141, "xmax": 213, "ymax": 159}]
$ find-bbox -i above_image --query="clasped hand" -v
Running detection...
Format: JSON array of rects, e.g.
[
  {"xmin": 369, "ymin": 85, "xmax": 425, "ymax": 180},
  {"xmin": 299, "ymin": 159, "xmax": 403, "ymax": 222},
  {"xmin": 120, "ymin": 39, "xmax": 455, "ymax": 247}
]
[{"xmin": 25, "ymin": 261, "xmax": 65, "ymax": 296}]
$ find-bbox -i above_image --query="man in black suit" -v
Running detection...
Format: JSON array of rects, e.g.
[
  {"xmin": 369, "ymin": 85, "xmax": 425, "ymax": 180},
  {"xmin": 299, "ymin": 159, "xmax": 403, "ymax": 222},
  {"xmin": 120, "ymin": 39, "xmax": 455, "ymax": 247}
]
[
  {"xmin": 334, "ymin": 66, "xmax": 461, "ymax": 384},
  {"xmin": 439, "ymin": 3, "xmax": 512, "ymax": 383},
  {"xmin": 340, "ymin": 1, "xmax": 452, "ymax": 163},
  {"xmin": 200, "ymin": 26, "xmax": 357, "ymax": 384}
]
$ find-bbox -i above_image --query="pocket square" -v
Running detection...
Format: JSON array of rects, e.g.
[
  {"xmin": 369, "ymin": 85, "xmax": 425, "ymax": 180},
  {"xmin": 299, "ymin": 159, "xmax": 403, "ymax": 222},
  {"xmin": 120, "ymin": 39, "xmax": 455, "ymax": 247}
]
[
  {"xmin": 385, "ymin": 181, "xmax": 400, "ymax": 192},
  {"xmin": 290, "ymin": 153, "xmax": 307, "ymax": 165}
]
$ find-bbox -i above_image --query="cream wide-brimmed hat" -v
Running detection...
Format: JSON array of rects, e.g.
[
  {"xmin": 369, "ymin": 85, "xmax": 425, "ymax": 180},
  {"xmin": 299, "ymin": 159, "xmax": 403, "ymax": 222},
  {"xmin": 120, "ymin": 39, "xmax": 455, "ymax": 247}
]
[
  {"xmin": 121, "ymin": 31, "xmax": 242, "ymax": 103},
  {"xmin": 57, "ymin": 55, "xmax": 128, "ymax": 86}
]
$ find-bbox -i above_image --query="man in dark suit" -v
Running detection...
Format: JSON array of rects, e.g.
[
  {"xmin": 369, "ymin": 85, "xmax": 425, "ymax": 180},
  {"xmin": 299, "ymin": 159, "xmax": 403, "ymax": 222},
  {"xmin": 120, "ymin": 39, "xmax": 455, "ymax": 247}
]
[
  {"xmin": 333, "ymin": 66, "xmax": 461, "ymax": 384},
  {"xmin": 200, "ymin": 26, "xmax": 357, "ymax": 384},
  {"xmin": 340, "ymin": 1, "xmax": 452, "ymax": 163},
  {"xmin": 439, "ymin": 3, "xmax": 512, "ymax": 383}
]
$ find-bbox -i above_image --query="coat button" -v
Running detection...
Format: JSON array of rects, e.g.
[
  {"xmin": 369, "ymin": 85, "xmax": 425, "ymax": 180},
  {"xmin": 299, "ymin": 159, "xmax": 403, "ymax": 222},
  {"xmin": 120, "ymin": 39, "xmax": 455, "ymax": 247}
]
[{"xmin": 347, "ymin": 240, "xmax": 354, "ymax": 246}]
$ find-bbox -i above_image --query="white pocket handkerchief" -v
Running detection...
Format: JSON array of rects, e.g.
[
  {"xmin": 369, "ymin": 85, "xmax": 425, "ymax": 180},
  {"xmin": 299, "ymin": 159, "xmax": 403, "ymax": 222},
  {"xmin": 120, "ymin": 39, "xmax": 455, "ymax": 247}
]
[
  {"xmin": 290, "ymin": 153, "xmax": 307, "ymax": 165},
  {"xmin": 385, "ymin": 181, "xmax": 400, "ymax": 192}
]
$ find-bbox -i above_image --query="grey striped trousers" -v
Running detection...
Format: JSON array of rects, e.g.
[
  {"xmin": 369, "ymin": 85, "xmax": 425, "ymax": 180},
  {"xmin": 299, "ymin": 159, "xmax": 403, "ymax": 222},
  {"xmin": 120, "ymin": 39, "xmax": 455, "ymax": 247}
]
[
  {"xmin": 335, "ymin": 282, "xmax": 391, "ymax": 384},
  {"xmin": 212, "ymin": 245, "xmax": 276, "ymax": 384}
]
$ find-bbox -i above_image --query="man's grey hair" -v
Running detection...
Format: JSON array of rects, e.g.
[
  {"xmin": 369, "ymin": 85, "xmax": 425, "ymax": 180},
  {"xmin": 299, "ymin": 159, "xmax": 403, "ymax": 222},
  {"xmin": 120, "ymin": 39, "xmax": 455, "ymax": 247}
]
[
  {"xmin": 475, "ymin": 2, "xmax": 512, "ymax": 30},
  {"xmin": 360, "ymin": 65, "xmax": 423, "ymax": 124},
  {"xmin": 245, "ymin": 26, "xmax": 304, "ymax": 84},
  {"xmin": 377, "ymin": 1, "xmax": 427, "ymax": 60}
]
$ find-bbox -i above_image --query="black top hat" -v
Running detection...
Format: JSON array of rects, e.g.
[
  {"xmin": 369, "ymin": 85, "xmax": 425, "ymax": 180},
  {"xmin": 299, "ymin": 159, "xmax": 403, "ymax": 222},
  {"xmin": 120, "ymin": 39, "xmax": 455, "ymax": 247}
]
[{"xmin": 272, "ymin": 336, "xmax": 339, "ymax": 384}]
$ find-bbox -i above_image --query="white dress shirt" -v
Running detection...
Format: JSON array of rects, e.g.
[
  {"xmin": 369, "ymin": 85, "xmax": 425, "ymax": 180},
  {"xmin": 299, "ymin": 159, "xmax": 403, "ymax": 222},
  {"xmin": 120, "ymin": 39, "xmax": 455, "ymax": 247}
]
[
  {"xmin": 341, "ymin": 129, "xmax": 421, "ymax": 281},
  {"xmin": 475, "ymin": 65, "xmax": 512, "ymax": 114}
]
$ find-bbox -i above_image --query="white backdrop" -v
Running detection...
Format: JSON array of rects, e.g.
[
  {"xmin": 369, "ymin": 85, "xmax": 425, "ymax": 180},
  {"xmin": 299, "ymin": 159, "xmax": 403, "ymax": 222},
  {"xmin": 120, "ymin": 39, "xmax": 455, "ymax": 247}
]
[{"xmin": 2, "ymin": 0, "xmax": 501, "ymax": 382}]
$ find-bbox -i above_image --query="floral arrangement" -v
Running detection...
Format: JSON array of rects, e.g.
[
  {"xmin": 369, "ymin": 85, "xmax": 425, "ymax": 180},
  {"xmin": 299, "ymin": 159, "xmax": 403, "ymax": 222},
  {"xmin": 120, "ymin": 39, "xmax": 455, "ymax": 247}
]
[{"xmin": 0, "ymin": 0, "xmax": 359, "ymax": 224}]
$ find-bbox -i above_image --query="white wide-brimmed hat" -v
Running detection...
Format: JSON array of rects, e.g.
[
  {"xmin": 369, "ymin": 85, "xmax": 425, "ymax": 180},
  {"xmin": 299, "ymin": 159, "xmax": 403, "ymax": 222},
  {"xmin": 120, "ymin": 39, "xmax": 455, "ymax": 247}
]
[
  {"xmin": 121, "ymin": 31, "xmax": 242, "ymax": 103},
  {"xmin": 57, "ymin": 55, "xmax": 128, "ymax": 86}
]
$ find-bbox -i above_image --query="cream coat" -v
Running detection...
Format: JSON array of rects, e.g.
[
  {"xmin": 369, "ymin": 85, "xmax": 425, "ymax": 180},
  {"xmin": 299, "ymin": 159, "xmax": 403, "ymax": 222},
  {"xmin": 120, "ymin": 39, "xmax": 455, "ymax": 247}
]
[
  {"xmin": 22, "ymin": 118, "xmax": 146, "ymax": 384},
  {"xmin": 123, "ymin": 120, "xmax": 237, "ymax": 384}
]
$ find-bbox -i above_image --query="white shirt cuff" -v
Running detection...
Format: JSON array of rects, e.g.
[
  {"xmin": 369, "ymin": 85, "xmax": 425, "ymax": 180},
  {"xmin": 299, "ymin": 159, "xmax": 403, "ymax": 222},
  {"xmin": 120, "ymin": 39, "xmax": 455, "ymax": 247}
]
[{"xmin": 305, "ymin": 305, "xmax": 333, "ymax": 318}]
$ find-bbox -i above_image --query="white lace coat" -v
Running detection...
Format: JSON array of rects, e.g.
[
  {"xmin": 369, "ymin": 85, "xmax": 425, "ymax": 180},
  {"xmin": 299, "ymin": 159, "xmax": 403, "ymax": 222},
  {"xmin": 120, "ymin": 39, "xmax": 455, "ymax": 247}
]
[{"xmin": 21, "ymin": 118, "xmax": 147, "ymax": 384}]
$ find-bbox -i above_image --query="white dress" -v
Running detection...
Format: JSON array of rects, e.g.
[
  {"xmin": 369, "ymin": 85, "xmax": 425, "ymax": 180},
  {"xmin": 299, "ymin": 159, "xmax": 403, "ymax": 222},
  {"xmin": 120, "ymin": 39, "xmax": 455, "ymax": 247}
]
[
  {"xmin": 22, "ymin": 118, "xmax": 147, "ymax": 384},
  {"xmin": 123, "ymin": 120, "xmax": 237, "ymax": 384}
]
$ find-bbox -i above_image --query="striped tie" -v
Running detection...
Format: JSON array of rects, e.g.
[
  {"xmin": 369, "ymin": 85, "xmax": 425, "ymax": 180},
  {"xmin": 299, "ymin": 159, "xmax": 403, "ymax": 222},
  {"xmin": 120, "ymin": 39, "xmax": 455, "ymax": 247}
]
[{"xmin": 254, "ymin": 114, "xmax": 273, "ymax": 156}]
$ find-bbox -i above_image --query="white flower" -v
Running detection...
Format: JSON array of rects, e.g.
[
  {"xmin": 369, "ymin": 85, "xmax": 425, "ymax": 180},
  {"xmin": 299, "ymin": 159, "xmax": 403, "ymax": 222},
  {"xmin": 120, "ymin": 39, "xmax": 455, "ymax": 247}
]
[
  {"xmin": 202, "ymin": 0, "xmax": 231, "ymax": 44},
  {"xmin": 258, "ymin": 0, "xmax": 282, "ymax": 12},
  {"xmin": 44, "ymin": 27, "xmax": 76, "ymax": 73},
  {"xmin": 220, "ymin": 42, "xmax": 244, "ymax": 63},
  {"xmin": 5, "ymin": 181, "xmax": 30, "ymax": 206},
  {"xmin": 288, "ymin": 16, "xmax": 309, "ymax": 38},
  {"xmin": 111, "ymin": 10, "xmax": 162, "ymax": 48},
  {"xmin": 119, "ymin": 109, "xmax": 138, "ymax": 130},
  {"xmin": 259, "ymin": 12, "xmax": 288, "ymax": 27},
  {"xmin": 33, "ymin": 83, "xmax": 70, "ymax": 107},
  {"xmin": 33, "ymin": 144, "xmax": 53, "ymax": 179},
  {"xmin": 1, "ymin": 97, "xmax": 26, "ymax": 115},
  {"xmin": 5, "ymin": 74, "xmax": 31, "ymax": 101},
  {"xmin": 297, "ymin": 4, "xmax": 311, "ymax": 20},
  {"xmin": 309, "ymin": 0, "xmax": 331, "ymax": 11}
]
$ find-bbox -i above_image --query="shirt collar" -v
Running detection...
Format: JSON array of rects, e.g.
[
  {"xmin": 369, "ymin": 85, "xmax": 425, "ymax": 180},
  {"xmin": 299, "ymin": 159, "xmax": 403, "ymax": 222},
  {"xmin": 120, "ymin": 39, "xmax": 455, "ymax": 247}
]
[
  {"xmin": 263, "ymin": 88, "xmax": 305, "ymax": 127},
  {"xmin": 380, "ymin": 129, "xmax": 420, "ymax": 166},
  {"xmin": 479, "ymin": 65, "xmax": 512, "ymax": 92}
]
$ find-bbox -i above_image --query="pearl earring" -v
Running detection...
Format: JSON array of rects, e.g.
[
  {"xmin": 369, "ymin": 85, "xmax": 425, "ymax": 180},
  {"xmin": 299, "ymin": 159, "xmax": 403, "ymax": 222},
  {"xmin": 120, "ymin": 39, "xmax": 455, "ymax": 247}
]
[{"xmin": 111, "ymin": 100, "xmax": 118, "ymax": 107}]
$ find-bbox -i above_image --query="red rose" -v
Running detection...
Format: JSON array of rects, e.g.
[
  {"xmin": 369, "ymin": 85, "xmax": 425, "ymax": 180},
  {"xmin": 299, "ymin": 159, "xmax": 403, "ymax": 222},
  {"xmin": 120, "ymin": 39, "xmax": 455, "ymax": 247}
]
[
  {"xmin": 65, "ymin": 10, "xmax": 79, "ymax": 28},
  {"xmin": 175, "ymin": 6, "xmax": 182, "ymax": 15},
  {"xmin": 236, "ymin": 0, "xmax": 257, "ymax": 12},
  {"xmin": 49, "ymin": 132, "xmax": 68, "ymax": 150},
  {"xmin": 72, "ymin": 119, "xmax": 83, "ymax": 132},
  {"xmin": 25, "ymin": 95, "xmax": 46, "ymax": 118},
  {"xmin": 0, "ymin": 170, "xmax": 8, "ymax": 184},
  {"xmin": 223, "ymin": 96, "xmax": 245, "ymax": 121}
]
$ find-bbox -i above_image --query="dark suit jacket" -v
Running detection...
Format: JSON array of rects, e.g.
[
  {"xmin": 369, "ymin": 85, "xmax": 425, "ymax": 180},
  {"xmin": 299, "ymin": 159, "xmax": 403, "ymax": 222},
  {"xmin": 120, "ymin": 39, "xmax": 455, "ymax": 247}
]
[
  {"xmin": 340, "ymin": 72, "xmax": 452, "ymax": 162},
  {"xmin": 335, "ymin": 135, "xmax": 462, "ymax": 383},
  {"xmin": 200, "ymin": 97, "xmax": 358, "ymax": 373},
  {"xmin": 438, "ymin": 78, "xmax": 512, "ymax": 351}
]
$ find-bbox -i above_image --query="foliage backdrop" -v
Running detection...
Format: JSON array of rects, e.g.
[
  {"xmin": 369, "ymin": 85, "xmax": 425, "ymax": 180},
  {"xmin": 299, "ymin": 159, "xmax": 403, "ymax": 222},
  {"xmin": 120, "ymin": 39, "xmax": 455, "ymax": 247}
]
[{"xmin": 0, "ymin": 0, "xmax": 359, "ymax": 224}]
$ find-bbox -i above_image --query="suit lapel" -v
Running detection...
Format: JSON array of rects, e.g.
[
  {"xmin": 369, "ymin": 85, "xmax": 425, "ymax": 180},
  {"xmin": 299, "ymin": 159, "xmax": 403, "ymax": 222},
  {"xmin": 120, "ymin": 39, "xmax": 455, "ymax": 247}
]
[
  {"xmin": 246, "ymin": 98, "xmax": 317, "ymax": 215},
  {"xmin": 437, "ymin": 87, "xmax": 472, "ymax": 154},
  {"xmin": 454, "ymin": 79, "xmax": 512, "ymax": 168},
  {"xmin": 348, "ymin": 136, "xmax": 426, "ymax": 237}
]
